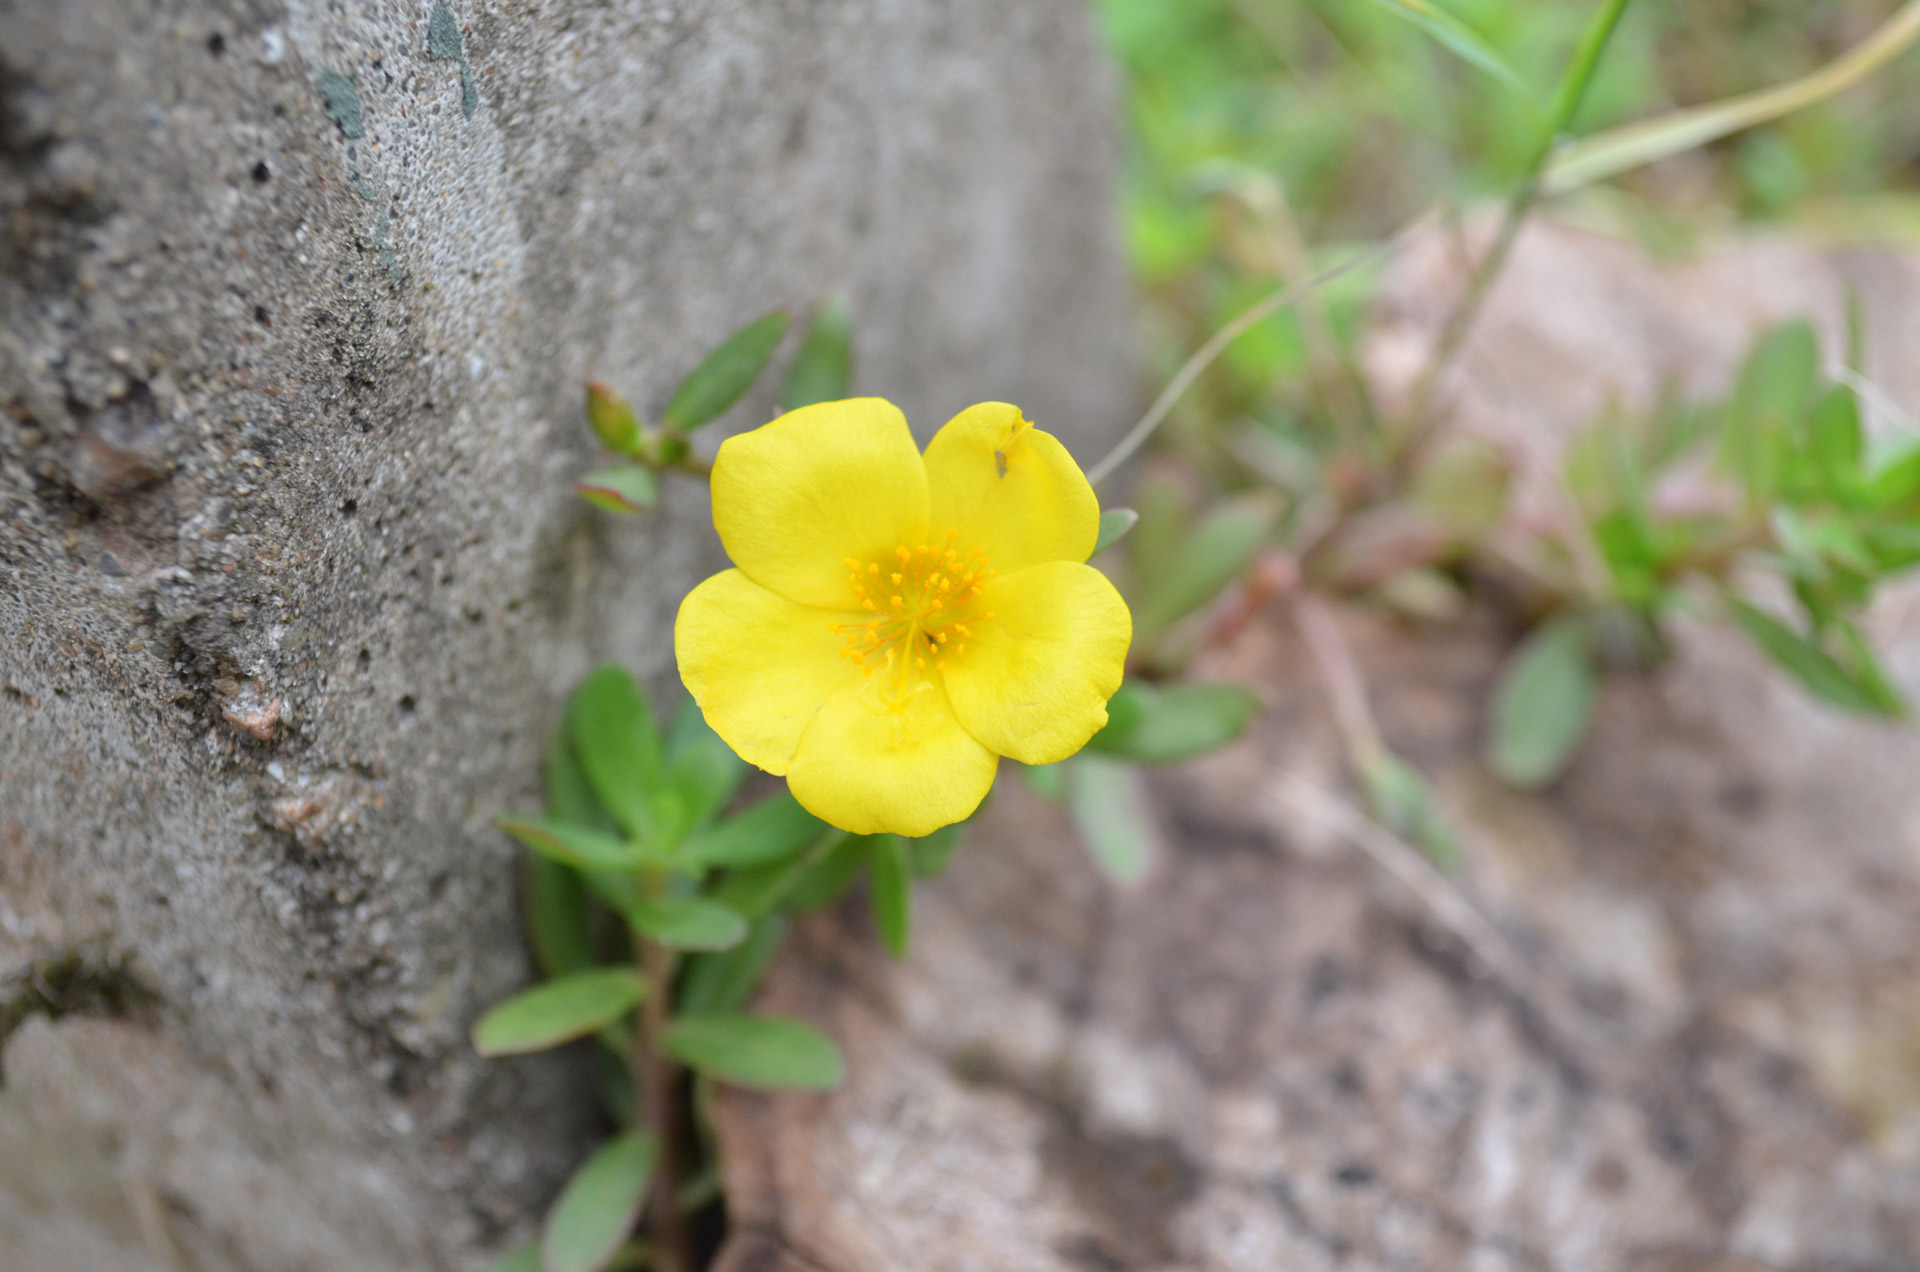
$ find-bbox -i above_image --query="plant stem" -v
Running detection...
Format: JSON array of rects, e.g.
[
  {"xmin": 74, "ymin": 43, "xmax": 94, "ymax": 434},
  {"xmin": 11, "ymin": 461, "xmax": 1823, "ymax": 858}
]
[
  {"xmin": 635, "ymin": 925, "xmax": 693, "ymax": 1272},
  {"xmin": 1392, "ymin": 0, "xmax": 1636, "ymax": 470}
]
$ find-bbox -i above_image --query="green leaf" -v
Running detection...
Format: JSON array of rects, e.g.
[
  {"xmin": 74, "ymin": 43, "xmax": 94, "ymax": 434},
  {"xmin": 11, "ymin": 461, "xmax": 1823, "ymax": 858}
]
[
  {"xmin": 1363, "ymin": 0, "xmax": 1534, "ymax": 101},
  {"xmin": 662, "ymin": 1015, "xmax": 844, "ymax": 1090},
  {"xmin": 868, "ymin": 835, "xmax": 911, "ymax": 959},
  {"xmin": 905, "ymin": 821, "xmax": 965, "ymax": 879},
  {"xmin": 626, "ymin": 895, "xmax": 748, "ymax": 951},
  {"xmin": 1730, "ymin": 600, "xmax": 1893, "ymax": 716},
  {"xmin": 678, "ymin": 792, "xmax": 824, "ymax": 870},
  {"xmin": 1087, "ymin": 681, "xmax": 1260, "ymax": 764},
  {"xmin": 486, "ymin": 1240, "xmax": 540, "ymax": 1272},
  {"xmin": 526, "ymin": 856, "xmax": 596, "ymax": 979},
  {"xmin": 1869, "ymin": 444, "xmax": 1920, "ymax": 510},
  {"xmin": 1835, "ymin": 617, "xmax": 1907, "ymax": 716},
  {"xmin": 678, "ymin": 915, "xmax": 789, "ymax": 1016},
  {"xmin": 780, "ymin": 298, "xmax": 853, "ymax": 411},
  {"xmin": 661, "ymin": 697, "xmax": 749, "ymax": 831},
  {"xmin": 546, "ymin": 718, "xmax": 619, "ymax": 833},
  {"xmin": 1135, "ymin": 496, "xmax": 1275, "ymax": 640},
  {"xmin": 780, "ymin": 831, "xmax": 871, "ymax": 913},
  {"xmin": 585, "ymin": 382, "xmax": 642, "ymax": 455},
  {"xmin": 1067, "ymin": 754, "xmax": 1153, "ymax": 885},
  {"xmin": 576, "ymin": 465, "xmax": 658, "ymax": 514},
  {"xmin": 1092, "ymin": 508, "xmax": 1139, "ymax": 560},
  {"xmin": 1721, "ymin": 320, "xmax": 1819, "ymax": 504},
  {"xmin": 540, "ymin": 1132, "xmax": 659, "ymax": 1272},
  {"xmin": 664, "ymin": 310, "xmax": 791, "ymax": 432},
  {"xmin": 1811, "ymin": 385, "xmax": 1864, "ymax": 489},
  {"xmin": 472, "ymin": 969, "xmax": 646, "ymax": 1057},
  {"xmin": 1021, "ymin": 760, "xmax": 1068, "ymax": 802},
  {"xmin": 569, "ymin": 667, "xmax": 662, "ymax": 842},
  {"xmin": 496, "ymin": 814, "xmax": 638, "ymax": 874},
  {"xmin": 1486, "ymin": 617, "xmax": 1599, "ymax": 789}
]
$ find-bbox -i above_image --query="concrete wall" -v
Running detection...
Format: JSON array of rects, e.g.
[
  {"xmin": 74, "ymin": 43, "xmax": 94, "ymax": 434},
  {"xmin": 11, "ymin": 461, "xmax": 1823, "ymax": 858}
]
[{"xmin": 0, "ymin": 1, "xmax": 1131, "ymax": 1266}]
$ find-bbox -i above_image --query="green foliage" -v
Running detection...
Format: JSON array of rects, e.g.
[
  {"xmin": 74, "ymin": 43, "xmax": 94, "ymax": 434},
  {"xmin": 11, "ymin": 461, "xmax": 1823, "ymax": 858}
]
[
  {"xmin": 585, "ymin": 382, "xmax": 642, "ymax": 455},
  {"xmin": 568, "ymin": 666, "xmax": 664, "ymax": 842},
  {"xmin": 1093, "ymin": 507, "xmax": 1139, "ymax": 559},
  {"xmin": 1358, "ymin": 750, "xmax": 1460, "ymax": 870},
  {"xmin": 1362, "ymin": 0, "xmax": 1534, "ymax": 100},
  {"xmin": 678, "ymin": 793, "xmax": 822, "ymax": 870},
  {"xmin": 1486, "ymin": 617, "xmax": 1600, "ymax": 789},
  {"xmin": 472, "ymin": 969, "xmax": 646, "ymax": 1058},
  {"xmin": 1067, "ymin": 753, "xmax": 1154, "ymax": 885},
  {"xmin": 575, "ymin": 465, "xmax": 658, "ymax": 514},
  {"xmin": 541, "ymin": 1132, "xmax": 658, "ymax": 1272},
  {"xmin": 678, "ymin": 916, "xmax": 788, "ymax": 1017},
  {"xmin": 662, "ymin": 1015, "xmax": 845, "ymax": 1090},
  {"xmin": 625, "ymin": 896, "xmax": 748, "ymax": 952},
  {"xmin": 1089, "ymin": 680, "xmax": 1261, "ymax": 764},
  {"xmin": 1565, "ymin": 322, "xmax": 1916, "ymax": 722},
  {"xmin": 663, "ymin": 310, "xmax": 792, "ymax": 433},
  {"xmin": 781, "ymin": 299, "xmax": 854, "ymax": 411},
  {"xmin": 867, "ymin": 835, "xmax": 912, "ymax": 960},
  {"xmin": 1130, "ymin": 493, "xmax": 1277, "ymax": 658}
]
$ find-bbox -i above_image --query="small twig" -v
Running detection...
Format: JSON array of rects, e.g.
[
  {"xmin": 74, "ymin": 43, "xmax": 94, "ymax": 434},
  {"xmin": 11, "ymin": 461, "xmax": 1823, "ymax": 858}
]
[
  {"xmin": 1085, "ymin": 208, "xmax": 1441, "ymax": 489},
  {"xmin": 637, "ymin": 931, "xmax": 693, "ymax": 1272},
  {"xmin": 1292, "ymin": 594, "xmax": 1385, "ymax": 764}
]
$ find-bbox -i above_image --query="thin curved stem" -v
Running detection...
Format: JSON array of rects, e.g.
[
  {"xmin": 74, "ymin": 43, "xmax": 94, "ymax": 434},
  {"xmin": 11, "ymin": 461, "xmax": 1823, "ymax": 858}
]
[{"xmin": 1085, "ymin": 207, "xmax": 1440, "ymax": 489}]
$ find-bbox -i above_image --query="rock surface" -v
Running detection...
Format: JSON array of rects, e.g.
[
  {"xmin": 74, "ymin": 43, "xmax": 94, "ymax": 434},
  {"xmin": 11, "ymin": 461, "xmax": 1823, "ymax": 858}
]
[
  {"xmin": 0, "ymin": 1, "xmax": 1130, "ymax": 1267},
  {"xmin": 710, "ymin": 223, "xmax": 1920, "ymax": 1271}
]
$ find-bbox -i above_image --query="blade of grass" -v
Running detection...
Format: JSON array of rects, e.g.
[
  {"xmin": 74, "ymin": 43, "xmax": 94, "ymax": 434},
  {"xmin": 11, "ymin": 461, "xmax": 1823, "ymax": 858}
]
[
  {"xmin": 1363, "ymin": 0, "xmax": 1534, "ymax": 102},
  {"xmin": 1545, "ymin": 0, "xmax": 1920, "ymax": 193},
  {"xmin": 1085, "ymin": 207, "xmax": 1439, "ymax": 488},
  {"xmin": 1393, "ymin": 0, "xmax": 1637, "ymax": 466}
]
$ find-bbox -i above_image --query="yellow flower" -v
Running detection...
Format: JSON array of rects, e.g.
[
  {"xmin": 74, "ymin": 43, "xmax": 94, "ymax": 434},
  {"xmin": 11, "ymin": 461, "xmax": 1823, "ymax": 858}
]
[{"xmin": 675, "ymin": 399, "xmax": 1132, "ymax": 836}]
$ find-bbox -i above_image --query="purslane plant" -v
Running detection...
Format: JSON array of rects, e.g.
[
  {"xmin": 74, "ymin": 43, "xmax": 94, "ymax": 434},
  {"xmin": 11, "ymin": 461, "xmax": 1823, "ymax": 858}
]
[
  {"xmin": 676, "ymin": 398, "xmax": 1132, "ymax": 836},
  {"xmin": 478, "ymin": 307, "xmax": 1262, "ymax": 1272}
]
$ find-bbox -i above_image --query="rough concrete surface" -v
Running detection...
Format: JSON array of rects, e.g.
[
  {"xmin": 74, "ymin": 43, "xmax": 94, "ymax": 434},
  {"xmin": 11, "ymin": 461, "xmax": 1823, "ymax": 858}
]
[
  {"xmin": 708, "ymin": 224, "xmax": 1920, "ymax": 1271},
  {"xmin": 0, "ymin": 1, "xmax": 1131, "ymax": 1267}
]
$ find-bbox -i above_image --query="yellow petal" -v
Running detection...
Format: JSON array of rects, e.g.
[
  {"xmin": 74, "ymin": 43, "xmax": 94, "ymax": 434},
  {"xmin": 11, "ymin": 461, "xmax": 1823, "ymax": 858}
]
[
  {"xmin": 711, "ymin": 398, "xmax": 929, "ymax": 609},
  {"xmin": 675, "ymin": 569, "xmax": 859, "ymax": 775},
  {"xmin": 787, "ymin": 675, "xmax": 998, "ymax": 837},
  {"xmin": 942, "ymin": 561, "xmax": 1131, "ymax": 766},
  {"xmin": 923, "ymin": 402, "xmax": 1100, "ymax": 574}
]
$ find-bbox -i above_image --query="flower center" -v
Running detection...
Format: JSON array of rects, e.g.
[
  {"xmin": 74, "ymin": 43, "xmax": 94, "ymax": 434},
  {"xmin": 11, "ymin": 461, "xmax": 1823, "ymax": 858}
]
[{"xmin": 832, "ymin": 533, "xmax": 996, "ymax": 693}]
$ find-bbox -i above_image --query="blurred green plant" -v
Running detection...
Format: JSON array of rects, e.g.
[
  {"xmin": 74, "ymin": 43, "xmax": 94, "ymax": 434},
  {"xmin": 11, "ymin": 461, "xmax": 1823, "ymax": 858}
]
[{"xmin": 1481, "ymin": 319, "xmax": 1918, "ymax": 784}]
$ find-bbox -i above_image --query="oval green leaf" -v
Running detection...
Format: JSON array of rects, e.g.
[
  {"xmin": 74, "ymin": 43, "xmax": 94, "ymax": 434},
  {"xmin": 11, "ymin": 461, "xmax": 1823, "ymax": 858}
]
[
  {"xmin": 780, "ymin": 298, "xmax": 853, "ymax": 412},
  {"xmin": 1485, "ymin": 616, "xmax": 1599, "ymax": 789},
  {"xmin": 1731, "ymin": 600, "xmax": 1895, "ymax": 716},
  {"xmin": 867, "ymin": 835, "xmax": 911, "ymax": 960},
  {"xmin": 576, "ymin": 465, "xmax": 658, "ymax": 514},
  {"xmin": 677, "ymin": 792, "xmax": 824, "ymax": 870},
  {"xmin": 626, "ymin": 895, "xmax": 748, "ymax": 951},
  {"xmin": 662, "ymin": 1014, "xmax": 844, "ymax": 1090},
  {"xmin": 1087, "ymin": 682, "xmax": 1260, "ymax": 765},
  {"xmin": 1091, "ymin": 507, "xmax": 1139, "ymax": 559},
  {"xmin": 585, "ymin": 382, "xmax": 641, "ymax": 455},
  {"xmin": 472, "ymin": 968, "xmax": 646, "ymax": 1057},
  {"xmin": 1067, "ymin": 754, "xmax": 1154, "ymax": 885},
  {"xmin": 541, "ymin": 1131, "xmax": 659, "ymax": 1272},
  {"xmin": 664, "ymin": 310, "xmax": 791, "ymax": 432},
  {"xmin": 568, "ymin": 666, "xmax": 662, "ymax": 841},
  {"xmin": 495, "ymin": 814, "xmax": 637, "ymax": 874}
]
